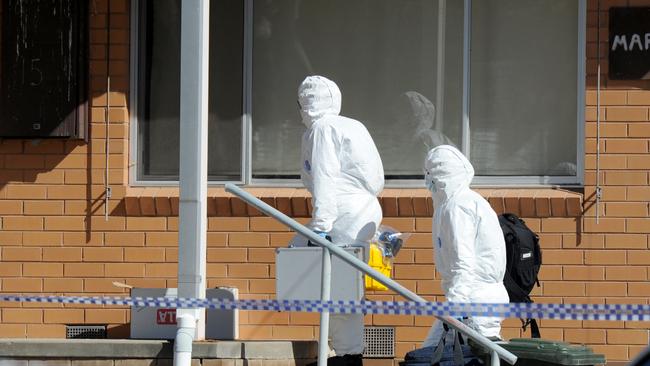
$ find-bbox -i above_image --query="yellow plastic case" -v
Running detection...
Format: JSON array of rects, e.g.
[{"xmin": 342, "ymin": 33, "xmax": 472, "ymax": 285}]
[{"xmin": 365, "ymin": 242, "xmax": 392, "ymax": 291}]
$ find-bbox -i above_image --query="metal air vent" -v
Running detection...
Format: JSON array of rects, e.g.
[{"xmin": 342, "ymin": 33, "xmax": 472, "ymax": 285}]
[
  {"xmin": 66, "ymin": 325, "xmax": 107, "ymax": 339},
  {"xmin": 363, "ymin": 326, "xmax": 395, "ymax": 358}
]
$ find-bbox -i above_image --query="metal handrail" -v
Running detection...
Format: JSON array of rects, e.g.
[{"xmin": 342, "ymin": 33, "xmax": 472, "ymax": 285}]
[{"xmin": 225, "ymin": 184, "xmax": 517, "ymax": 365}]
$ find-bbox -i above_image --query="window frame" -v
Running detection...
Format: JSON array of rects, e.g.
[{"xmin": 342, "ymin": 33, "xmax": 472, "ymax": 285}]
[
  {"xmin": 129, "ymin": 0, "xmax": 248, "ymax": 187},
  {"xmin": 129, "ymin": 0, "xmax": 586, "ymax": 188},
  {"xmin": 465, "ymin": 0, "xmax": 586, "ymax": 187}
]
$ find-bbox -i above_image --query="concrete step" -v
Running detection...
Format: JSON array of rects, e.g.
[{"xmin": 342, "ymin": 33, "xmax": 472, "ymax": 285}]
[{"xmin": 0, "ymin": 339, "xmax": 319, "ymax": 365}]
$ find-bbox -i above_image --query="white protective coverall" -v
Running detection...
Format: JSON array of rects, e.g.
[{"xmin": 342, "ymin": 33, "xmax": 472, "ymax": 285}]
[
  {"xmin": 422, "ymin": 145, "xmax": 508, "ymax": 347},
  {"xmin": 293, "ymin": 75, "xmax": 384, "ymax": 356}
]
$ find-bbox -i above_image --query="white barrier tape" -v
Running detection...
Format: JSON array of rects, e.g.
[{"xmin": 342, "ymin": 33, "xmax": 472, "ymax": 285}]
[{"xmin": 1, "ymin": 295, "xmax": 649, "ymax": 321}]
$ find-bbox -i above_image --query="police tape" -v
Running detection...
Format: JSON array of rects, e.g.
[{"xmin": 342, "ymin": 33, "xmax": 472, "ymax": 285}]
[{"xmin": 2, "ymin": 294, "xmax": 649, "ymax": 321}]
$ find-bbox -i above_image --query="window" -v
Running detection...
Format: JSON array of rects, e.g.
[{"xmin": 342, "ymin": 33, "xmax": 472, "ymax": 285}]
[
  {"xmin": 251, "ymin": 1, "xmax": 462, "ymax": 180},
  {"xmin": 132, "ymin": 0, "xmax": 585, "ymax": 186},
  {"xmin": 470, "ymin": 1, "xmax": 583, "ymax": 182},
  {"xmin": 134, "ymin": 0, "xmax": 243, "ymax": 181}
]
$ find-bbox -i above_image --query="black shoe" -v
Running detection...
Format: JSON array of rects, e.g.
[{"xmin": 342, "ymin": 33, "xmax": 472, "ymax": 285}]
[
  {"xmin": 306, "ymin": 354, "xmax": 363, "ymax": 366},
  {"xmin": 341, "ymin": 354, "xmax": 363, "ymax": 366}
]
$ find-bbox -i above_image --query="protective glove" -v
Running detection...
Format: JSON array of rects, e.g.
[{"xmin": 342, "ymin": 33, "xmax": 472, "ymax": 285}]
[
  {"xmin": 314, "ymin": 231, "xmax": 329, "ymax": 238},
  {"xmin": 308, "ymin": 231, "xmax": 331, "ymax": 246}
]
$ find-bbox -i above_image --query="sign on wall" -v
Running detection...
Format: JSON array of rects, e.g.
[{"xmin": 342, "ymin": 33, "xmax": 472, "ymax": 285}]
[
  {"xmin": 609, "ymin": 7, "xmax": 650, "ymax": 80},
  {"xmin": 1, "ymin": 0, "xmax": 88, "ymax": 138}
]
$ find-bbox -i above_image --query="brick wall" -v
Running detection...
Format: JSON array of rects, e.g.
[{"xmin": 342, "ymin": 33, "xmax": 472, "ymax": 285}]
[
  {"xmin": 580, "ymin": 0, "xmax": 650, "ymax": 360},
  {"xmin": 0, "ymin": 0, "xmax": 649, "ymax": 364},
  {"xmin": 0, "ymin": 0, "xmax": 132, "ymax": 339}
]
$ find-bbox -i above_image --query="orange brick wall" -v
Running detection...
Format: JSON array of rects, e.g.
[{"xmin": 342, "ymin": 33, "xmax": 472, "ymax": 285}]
[
  {"xmin": 0, "ymin": 0, "xmax": 132, "ymax": 339},
  {"xmin": 0, "ymin": 0, "xmax": 649, "ymax": 363},
  {"xmin": 580, "ymin": 0, "xmax": 650, "ymax": 360}
]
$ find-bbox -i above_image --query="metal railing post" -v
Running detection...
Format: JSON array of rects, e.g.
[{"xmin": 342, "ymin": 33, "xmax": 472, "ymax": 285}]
[
  {"xmin": 491, "ymin": 350, "xmax": 500, "ymax": 366},
  {"xmin": 224, "ymin": 184, "xmax": 517, "ymax": 365},
  {"xmin": 318, "ymin": 247, "xmax": 332, "ymax": 366}
]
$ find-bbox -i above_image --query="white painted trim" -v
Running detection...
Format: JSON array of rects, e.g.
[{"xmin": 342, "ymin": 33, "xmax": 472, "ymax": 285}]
[
  {"xmin": 576, "ymin": 0, "xmax": 587, "ymax": 187},
  {"xmin": 243, "ymin": 0, "xmax": 253, "ymax": 186},
  {"xmin": 461, "ymin": 0, "xmax": 471, "ymax": 158},
  {"xmin": 128, "ymin": 0, "xmax": 140, "ymax": 187},
  {"xmin": 435, "ymin": 0, "xmax": 447, "ymax": 135}
]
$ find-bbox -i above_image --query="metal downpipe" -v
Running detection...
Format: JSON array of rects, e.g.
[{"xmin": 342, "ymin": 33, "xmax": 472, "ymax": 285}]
[{"xmin": 318, "ymin": 248, "xmax": 332, "ymax": 366}]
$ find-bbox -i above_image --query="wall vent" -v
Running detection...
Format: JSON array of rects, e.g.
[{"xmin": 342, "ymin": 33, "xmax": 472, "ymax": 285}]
[
  {"xmin": 363, "ymin": 326, "xmax": 395, "ymax": 358},
  {"xmin": 66, "ymin": 325, "xmax": 107, "ymax": 339}
]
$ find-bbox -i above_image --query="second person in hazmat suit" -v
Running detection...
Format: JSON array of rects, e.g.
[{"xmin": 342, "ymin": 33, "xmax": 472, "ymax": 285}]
[
  {"xmin": 294, "ymin": 75, "xmax": 384, "ymax": 366},
  {"xmin": 422, "ymin": 145, "xmax": 508, "ymax": 347}
]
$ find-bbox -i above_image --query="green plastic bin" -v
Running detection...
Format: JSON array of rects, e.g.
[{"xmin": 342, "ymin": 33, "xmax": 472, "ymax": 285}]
[{"xmin": 498, "ymin": 338, "xmax": 606, "ymax": 366}]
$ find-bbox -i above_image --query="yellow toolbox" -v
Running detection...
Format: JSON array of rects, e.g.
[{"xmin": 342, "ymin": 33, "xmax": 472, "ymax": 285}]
[{"xmin": 365, "ymin": 242, "xmax": 392, "ymax": 291}]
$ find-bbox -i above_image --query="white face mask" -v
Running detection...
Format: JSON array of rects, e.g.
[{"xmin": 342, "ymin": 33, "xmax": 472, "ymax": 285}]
[
  {"xmin": 425, "ymin": 178, "xmax": 437, "ymax": 193},
  {"xmin": 424, "ymin": 170, "xmax": 437, "ymax": 192}
]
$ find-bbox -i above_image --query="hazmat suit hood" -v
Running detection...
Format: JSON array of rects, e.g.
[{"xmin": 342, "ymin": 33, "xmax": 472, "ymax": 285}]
[
  {"xmin": 424, "ymin": 145, "xmax": 474, "ymax": 205},
  {"xmin": 298, "ymin": 76, "xmax": 342, "ymax": 127}
]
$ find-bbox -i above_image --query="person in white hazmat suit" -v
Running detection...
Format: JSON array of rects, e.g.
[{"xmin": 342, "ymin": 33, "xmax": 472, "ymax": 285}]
[
  {"xmin": 422, "ymin": 145, "xmax": 509, "ymax": 347},
  {"xmin": 293, "ymin": 75, "xmax": 384, "ymax": 366}
]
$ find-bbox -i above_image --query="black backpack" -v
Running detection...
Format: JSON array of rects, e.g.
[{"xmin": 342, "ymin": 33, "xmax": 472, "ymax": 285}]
[{"xmin": 498, "ymin": 213, "xmax": 542, "ymax": 338}]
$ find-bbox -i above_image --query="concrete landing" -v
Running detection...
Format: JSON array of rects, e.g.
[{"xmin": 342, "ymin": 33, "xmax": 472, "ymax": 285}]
[{"xmin": 0, "ymin": 339, "xmax": 319, "ymax": 365}]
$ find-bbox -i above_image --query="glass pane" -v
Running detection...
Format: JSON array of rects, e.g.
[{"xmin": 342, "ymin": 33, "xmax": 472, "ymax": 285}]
[
  {"xmin": 137, "ymin": 0, "xmax": 243, "ymax": 181},
  {"xmin": 469, "ymin": 0, "xmax": 579, "ymax": 176},
  {"xmin": 252, "ymin": 0, "xmax": 463, "ymax": 179}
]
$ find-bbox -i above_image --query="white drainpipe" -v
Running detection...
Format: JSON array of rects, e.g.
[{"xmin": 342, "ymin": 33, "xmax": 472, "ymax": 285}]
[
  {"xmin": 173, "ymin": 314, "xmax": 197, "ymax": 365},
  {"xmin": 176, "ymin": 0, "xmax": 210, "ymax": 365}
]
